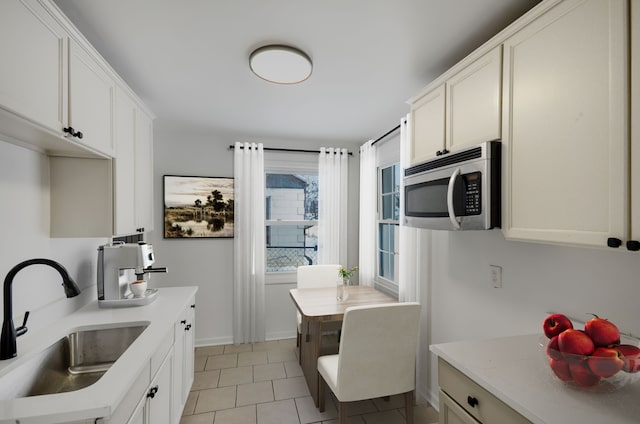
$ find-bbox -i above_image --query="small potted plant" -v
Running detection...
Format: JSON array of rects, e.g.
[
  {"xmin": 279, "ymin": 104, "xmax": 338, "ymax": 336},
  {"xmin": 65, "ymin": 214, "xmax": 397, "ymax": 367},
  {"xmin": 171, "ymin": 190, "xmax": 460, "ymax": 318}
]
[{"xmin": 337, "ymin": 266, "xmax": 358, "ymax": 301}]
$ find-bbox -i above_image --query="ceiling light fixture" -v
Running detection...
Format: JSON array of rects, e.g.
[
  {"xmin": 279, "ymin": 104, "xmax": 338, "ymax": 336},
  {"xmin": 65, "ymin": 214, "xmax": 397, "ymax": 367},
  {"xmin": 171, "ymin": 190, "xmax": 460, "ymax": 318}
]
[{"xmin": 249, "ymin": 45, "xmax": 312, "ymax": 84}]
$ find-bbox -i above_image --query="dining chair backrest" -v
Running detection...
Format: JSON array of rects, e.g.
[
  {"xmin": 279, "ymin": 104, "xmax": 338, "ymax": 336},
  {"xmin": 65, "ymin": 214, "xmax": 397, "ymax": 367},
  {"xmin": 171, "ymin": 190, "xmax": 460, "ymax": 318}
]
[
  {"xmin": 296, "ymin": 264, "xmax": 341, "ymax": 289},
  {"xmin": 335, "ymin": 302, "xmax": 421, "ymax": 402}
]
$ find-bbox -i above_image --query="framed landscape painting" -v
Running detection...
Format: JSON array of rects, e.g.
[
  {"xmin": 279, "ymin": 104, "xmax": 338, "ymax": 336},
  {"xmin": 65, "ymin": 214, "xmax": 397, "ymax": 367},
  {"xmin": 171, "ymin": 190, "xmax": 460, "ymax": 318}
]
[{"xmin": 163, "ymin": 175, "xmax": 234, "ymax": 238}]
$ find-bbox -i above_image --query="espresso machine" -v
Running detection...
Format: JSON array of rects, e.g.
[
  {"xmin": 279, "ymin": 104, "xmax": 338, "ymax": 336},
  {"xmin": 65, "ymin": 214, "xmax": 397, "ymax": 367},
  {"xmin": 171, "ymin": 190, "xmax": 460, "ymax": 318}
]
[{"xmin": 97, "ymin": 241, "xmax": 167, "ymax": 308}]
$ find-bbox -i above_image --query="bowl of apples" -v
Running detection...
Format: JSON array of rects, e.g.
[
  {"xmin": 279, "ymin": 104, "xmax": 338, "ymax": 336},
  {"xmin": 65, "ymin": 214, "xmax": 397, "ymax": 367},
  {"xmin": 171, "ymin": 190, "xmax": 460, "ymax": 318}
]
[{"xmin": 541, "ymin": 313, "xmax": 640, "ymax": 391}]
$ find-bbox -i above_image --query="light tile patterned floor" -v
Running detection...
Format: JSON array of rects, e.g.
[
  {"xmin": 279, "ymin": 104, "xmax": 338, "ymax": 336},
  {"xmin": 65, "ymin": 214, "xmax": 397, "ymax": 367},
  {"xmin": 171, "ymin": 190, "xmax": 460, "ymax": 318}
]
[{"xmin": 180, "ymin": 339, "xmax": 439, "ymax": 424}]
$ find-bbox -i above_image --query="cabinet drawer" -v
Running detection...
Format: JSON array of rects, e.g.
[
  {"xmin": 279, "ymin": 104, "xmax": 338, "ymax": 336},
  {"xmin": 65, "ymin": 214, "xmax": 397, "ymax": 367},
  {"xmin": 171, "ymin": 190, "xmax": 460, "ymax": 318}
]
[{"xmin": 438, "ymin": 358, "xmax": 531, "ymax": 424}]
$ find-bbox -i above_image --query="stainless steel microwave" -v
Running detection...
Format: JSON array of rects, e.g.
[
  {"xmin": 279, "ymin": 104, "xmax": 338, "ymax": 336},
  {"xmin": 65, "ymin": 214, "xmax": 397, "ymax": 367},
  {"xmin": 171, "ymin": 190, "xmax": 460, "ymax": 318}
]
[{"xmin": 403, "ymin": 141, "xmax": 501, "ymax": 230}]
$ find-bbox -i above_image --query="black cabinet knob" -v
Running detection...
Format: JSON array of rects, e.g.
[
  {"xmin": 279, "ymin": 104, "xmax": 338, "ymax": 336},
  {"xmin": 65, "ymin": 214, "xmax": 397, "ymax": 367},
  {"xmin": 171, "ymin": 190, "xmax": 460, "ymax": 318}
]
[
  {"xmin": 607, "ymin": 237, "xmax": 622, "ymax": 248},
  {"xmin": 467, "ymin": 396, "xmax": 479, "ymax": 408},
  {"xmin": 185, "ymin": 324, "xmax": 192, "ymax": 331},
  {"xmin": 626, "ymin": 240, "xmax": 640, "ymax": 251},
  {"xmin": 180, "ymin": 320, "xmax": 187, "ymax": 325},
  {"xmin": 191, "ymin": 304, "xmax": 196, "ymax": 309},
  {"xmin": 436, "ymin": 150, "xmax": 442, "ymax": 156},
  {"xmin": 63, "ymin": 127, "xmax": 83, "ymax": 139},
  {"xmin": 136, "ymin": 228, "xmax": 145, "ymax": 233},
  {"xmin": 147, "ymin": 385, "xmax": 159, "ymax": 398}
]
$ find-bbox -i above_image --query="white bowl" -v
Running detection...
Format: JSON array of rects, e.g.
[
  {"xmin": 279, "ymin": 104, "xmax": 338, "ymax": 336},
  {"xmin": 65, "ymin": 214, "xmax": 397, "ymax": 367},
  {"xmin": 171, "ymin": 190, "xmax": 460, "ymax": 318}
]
[{"xmin": 130, "ymin": 281, "xmax": 147, "ymax": 297}]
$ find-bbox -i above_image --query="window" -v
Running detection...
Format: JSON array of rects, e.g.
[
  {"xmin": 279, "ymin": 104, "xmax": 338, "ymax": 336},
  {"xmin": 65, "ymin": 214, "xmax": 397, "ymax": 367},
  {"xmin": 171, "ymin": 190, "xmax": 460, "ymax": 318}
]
[
  {"xmin": 377, "ymin": 164, "xmax": 400, "ymax": 288},
  {"xmin": 265, "ymin": 173, "xmax": 318, "ymax": 272}
]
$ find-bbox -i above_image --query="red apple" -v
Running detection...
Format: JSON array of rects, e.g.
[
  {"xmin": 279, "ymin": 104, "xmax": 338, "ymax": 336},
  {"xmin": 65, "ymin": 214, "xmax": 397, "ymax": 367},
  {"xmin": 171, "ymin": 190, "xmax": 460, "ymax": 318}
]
[
  {"xmin": 546, "ymin": 335, "xmax": 563, "ymax": 360},
  {"xmin": 558, "ymin": 329, "xmax": 595, "ymax": 358},
  {"xmin": 587, "ymin": 347, "xmax": 624, "ymax": 378},
  {"xmin": 615, "ymin": 344, "xmax": 640, "ymax": 373},
  {"xmin": 569, "ymin": 361, "xmax": 601, "ymax": 387},
  {"xmin": 543, "ymin": 313, "xmax": 573, "ymax": 339},
  {"xmin": 584, "ymin": 316, "xmax": 620, "ymax": 347},
  {"xmin": 549, "ymin": 357, "xmax": 572, "ymax": 381}
]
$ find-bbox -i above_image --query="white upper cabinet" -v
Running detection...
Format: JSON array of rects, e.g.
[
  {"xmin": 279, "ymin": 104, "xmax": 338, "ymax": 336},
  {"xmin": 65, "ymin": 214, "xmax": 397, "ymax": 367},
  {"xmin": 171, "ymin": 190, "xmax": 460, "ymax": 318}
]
[
  {"xmin": 68, "ymin": 39, "xmax": 116, "ymax": 157},
  {"xmin": 0, "ymin": 0, "xmax": 118, "ymax": 158},
  {"xmin": 135, "ymin": 109, "xmax": 154, "ymax": 233},
  {"xmin": 632, "ymin": 0, "xmax": 640, "ymax": 249},
  {"xmin": 501, "ymin": 0, "xmax": 628, "ymax": 248},
  {"xmin": 0, "ymin": 0, "xmax": 67, "ymax": 133},
  {"xmin": 446, "ymin": 46, "xmax": 502, "ymax": 152},
  {"xmin": 114, "ymin": 88, "xmax": 138, "ymax": 236},
  {"xmin": 409, "ymin": 46, "xmax": 502, "ymax": 166},
  {"xmin": 409, "ymin": 84, "xmax": 445, "ymax": 165}
]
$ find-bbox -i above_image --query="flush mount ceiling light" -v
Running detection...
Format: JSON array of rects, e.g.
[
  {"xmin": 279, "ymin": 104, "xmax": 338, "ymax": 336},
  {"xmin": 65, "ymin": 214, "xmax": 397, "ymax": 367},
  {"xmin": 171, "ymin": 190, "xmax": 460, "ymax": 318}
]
[{"xmin": 249, "ymin": 45, "xmax": 312, "ymax": 84}]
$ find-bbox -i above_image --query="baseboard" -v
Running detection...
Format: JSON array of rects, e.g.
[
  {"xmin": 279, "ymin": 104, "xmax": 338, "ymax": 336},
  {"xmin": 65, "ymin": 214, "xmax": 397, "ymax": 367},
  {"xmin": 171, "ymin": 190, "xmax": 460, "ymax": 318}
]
[
  {"xmin": 425, "ymin": 387, "xmax": 440, "ymax": 412},
  {"xmin": 265, "ymin": 330, "xmax": 297, "ymax": 341},
  {"xmin": 195, "ymin": 336, "xmax": 233, "ymax": 347}
]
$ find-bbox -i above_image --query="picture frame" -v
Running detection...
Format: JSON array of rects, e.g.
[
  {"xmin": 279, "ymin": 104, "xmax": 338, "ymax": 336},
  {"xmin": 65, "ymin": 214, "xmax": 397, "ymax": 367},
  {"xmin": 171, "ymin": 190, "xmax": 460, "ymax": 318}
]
[{"xmin": 163, "ymin": 175, "xmax": 234, "ymax": 238}]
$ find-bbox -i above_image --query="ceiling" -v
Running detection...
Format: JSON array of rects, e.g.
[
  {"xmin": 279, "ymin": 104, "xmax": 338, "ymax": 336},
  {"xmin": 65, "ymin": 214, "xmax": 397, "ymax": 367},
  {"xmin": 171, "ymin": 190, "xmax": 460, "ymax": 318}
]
[{"xmin": 54, "ymin": 0, "xmax": 541, "ymax": 146}]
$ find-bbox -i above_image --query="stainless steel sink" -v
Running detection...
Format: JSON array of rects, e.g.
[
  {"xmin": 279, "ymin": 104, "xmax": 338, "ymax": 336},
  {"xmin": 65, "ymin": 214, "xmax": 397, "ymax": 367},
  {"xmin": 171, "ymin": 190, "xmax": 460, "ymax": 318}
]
[{"xmin": 0, "ymin": 322, "xmax": 148, "ymax": 399}]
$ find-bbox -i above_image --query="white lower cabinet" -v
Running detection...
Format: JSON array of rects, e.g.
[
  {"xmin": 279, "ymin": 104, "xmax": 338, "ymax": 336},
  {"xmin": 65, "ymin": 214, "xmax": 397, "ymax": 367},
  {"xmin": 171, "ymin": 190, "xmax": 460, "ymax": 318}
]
[
  {"xmin": 172, "ymin": 299, "xmax": 196, "ymax": 424},
  {"xmin": 123, "ymin": 349, "xmax": 173, "ymax": 424},
  {"xmin": 438, "ymin": 358, "xmax": 531, "ymax": 424}
]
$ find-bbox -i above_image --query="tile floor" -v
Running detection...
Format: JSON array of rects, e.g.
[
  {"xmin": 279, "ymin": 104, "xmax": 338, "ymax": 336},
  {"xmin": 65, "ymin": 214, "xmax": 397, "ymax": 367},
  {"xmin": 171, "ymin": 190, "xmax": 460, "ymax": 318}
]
[{"xmin": 180, "ymin": 339, "xmax": 439, "ymax": 424}]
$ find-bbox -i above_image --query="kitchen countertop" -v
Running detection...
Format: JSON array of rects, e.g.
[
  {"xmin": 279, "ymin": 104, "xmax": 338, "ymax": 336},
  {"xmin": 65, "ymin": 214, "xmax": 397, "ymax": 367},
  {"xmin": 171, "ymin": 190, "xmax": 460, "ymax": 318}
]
[
  {"xmin": 0, "ymin": 286, "xmax": 197, "ymax": 424},
  {"xmin": 430, "ymin": 334, "xmax": 640, "ymax": 424}
]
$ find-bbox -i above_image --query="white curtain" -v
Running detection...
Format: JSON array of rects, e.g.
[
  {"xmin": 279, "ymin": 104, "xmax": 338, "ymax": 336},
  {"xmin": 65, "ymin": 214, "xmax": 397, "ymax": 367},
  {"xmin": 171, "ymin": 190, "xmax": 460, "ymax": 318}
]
[
  {"xmin": 399, "ymin": 115, "xmax": 420, "ymax": 302},
  {"xmin": 318, "ymin": 147, "xmax": 349, "ymax": 266},
  {"xmin": 233, "ymin": 142, "xmax": 266, "ymax": 344},
  {"xmin": 358, "ymin": 140, "xmax": 377, "ymax": 287}
]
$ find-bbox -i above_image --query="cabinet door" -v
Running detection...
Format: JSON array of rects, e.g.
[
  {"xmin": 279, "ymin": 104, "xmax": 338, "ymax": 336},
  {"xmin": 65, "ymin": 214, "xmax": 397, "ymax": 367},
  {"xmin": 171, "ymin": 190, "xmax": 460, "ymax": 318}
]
[
  {"xmin": 183, "ymin": 303, "xmax": 195, "ymax": 397},
  {"xmin": 439, "ymin": 391, "xmax": 480, "ymax": 424},
  {"xmin": 135, "ymin": 109, "xmax": 154, "ymax": 232},
  {"xmin": 172, "ymin": 315, "xmax": 186, "ymax": 424},
  {"xmin": 0, "ymin": 0, "xmax": 67, "ymax": 132},
  {"xmin": 114, "ymin": 88, "xmax": 137, "ymax": 236},
  {"xmin": 147, "ymin": 350, "xmax": 173, "ymax": 424},
  {"xmin": 501, "ymin": 0, "xmax": 628, "ymax": 247},
  {"xmin": 69, "ymin": 39, "xmax": 115, "ymax": 157},
  {"xmin": 410, "ymin": 84, "xmax": 445, "ymax": 165},
  {"xmin": 631, "ymin": 1, "xmax": 640, "ymax": 246},
  {"xmin": 447, "ymin": 46, "xmax": 502, "ymax": 152}
]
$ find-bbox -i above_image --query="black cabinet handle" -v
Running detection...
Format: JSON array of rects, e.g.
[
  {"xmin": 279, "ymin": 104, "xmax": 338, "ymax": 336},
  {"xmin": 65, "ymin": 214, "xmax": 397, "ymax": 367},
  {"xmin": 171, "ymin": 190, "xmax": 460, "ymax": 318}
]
[
  {"xmin": 467, "ymin": 396, "xmax": 479, "ymax": 408},
  {"xmin": 442, "ymin": 149, "xmax": 449, "ymax": 155},
  {"xmin": 136, "ymin": 228, "xmax": 145, "ymax": 233},
  {"xmin": 185, "ymin": 324, "xmax": 192, "ymax": 331},
  {"xmin": 626, "ymin": 240, "xmax": 640, "ymax": 251},
  {"xmin": 180, "ymin": 320, "xmax": 187, "ymax": 325},
  {"xmin": 607, "ymin": 237, "xmax": 622, "ymax": 248},
  {"xmin": 436, "ymin": 150, "xmax": 442, "ymax": 156},
  {"xmin": 63, "ymin": 127, "xmax": 83, "ymax": 139},
  {"xmin": 147, "ymin": 385, "xmax": 159, "ymax": 399},
  {"xmin": 191, "ymin": 304, "xmax": 196, "ymax": 308}
]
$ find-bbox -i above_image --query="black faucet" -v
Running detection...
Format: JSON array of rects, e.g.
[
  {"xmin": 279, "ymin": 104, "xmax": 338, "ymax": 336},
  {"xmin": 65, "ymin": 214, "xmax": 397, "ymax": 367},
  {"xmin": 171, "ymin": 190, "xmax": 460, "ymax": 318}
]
[{"xmin": 1, "ymin": 259, "xmax": 81, "ymax": 360}]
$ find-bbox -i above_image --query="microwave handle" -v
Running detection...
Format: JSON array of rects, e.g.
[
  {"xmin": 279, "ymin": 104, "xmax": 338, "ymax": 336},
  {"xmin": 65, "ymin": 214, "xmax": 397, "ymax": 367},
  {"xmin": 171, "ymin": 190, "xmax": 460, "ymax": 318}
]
[{"xmin": 447, "ymin": 167, "xmax": 462, "ymax": 230}]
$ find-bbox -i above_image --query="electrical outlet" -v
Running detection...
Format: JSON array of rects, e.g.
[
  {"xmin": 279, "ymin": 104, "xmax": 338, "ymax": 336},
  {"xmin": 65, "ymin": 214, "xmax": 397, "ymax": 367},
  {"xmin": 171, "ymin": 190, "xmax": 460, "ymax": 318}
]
[{"xmin": 490, "ymin": 265, "xmax": 502, "ymax": 288}]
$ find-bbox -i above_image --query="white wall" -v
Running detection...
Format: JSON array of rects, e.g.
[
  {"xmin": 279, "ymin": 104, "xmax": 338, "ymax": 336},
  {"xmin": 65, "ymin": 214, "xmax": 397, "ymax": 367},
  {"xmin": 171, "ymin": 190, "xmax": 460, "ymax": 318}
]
[
  {"xmin": 0, "ymin": 140, "xmax": 107, "ymax": 337},
  {"xmin": 148, "ymin": 121, "xmax": 361, "ymax": 345},
  {"xmin": 422, "ymin": 228, "xmax": 640, "ymax": 408}
]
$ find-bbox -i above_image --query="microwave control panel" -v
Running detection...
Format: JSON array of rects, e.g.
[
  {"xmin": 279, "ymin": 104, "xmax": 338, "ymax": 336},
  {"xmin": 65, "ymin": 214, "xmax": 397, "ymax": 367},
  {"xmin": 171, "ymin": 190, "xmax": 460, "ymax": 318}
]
[{"xmin": 463, "ymin": 173, "xmax": 481, "ymax": 215}]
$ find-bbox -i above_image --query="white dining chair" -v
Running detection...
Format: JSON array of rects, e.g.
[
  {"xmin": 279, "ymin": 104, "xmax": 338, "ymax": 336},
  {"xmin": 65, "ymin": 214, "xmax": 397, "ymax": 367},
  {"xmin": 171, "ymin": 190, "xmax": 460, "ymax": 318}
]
[
  {"xmin": 296, "ymin": 264, "xmax": 342, "ymax": 361},
  {"xmin": 317, "ymin": 302, "xmax": 421, "ymax": 424}
]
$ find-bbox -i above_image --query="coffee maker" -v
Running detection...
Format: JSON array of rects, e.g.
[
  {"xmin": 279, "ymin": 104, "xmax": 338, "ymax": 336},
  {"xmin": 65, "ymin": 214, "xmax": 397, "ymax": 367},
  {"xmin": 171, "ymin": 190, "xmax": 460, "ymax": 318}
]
[{"xmin": 97, "ymin": 241, "xmax": 167, "ymax": 308}]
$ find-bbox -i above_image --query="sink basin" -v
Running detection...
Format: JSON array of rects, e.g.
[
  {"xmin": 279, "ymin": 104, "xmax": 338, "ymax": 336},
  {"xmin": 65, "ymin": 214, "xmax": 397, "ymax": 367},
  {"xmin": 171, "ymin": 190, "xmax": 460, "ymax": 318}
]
[{"xmin": 0, "ymin": 322, "xmax": 149, "ymax": 399}]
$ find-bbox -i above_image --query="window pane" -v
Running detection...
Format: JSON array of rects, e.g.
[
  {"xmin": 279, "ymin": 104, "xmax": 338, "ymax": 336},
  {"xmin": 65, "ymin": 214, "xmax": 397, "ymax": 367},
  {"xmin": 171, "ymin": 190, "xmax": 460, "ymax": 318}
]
[
  {"xmin": 382, "ymin": 194, "xmax": 394, "ymax": 220},
  {"xmin": 379, "ymin": 223, "xmax": 389, "ymax": 251},
  {"xmin": 381, "ymin": 167, "xmax": 393, "ymax": 194},
  {"xmin": 266, "ymin": 224, "xmax": 318, "ymax": 272},
  {"xmin": 266, "ymin": 173, "xmax": 318, "ymax": 220},
  {"xmin": 394, "ymin": 164, "xmax": 400, "ymax": 192},
  {"xmin": 393, "ymin": 192, "xmax": 400, "ymax": 220}
]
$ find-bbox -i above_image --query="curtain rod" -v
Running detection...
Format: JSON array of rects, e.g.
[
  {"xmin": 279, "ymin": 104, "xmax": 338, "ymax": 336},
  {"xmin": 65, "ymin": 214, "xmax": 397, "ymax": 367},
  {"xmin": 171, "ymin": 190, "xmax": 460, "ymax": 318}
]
[
  {"xmin": 229, "ymin": 145, "xmax": 353, "ymax": 156},
  {"xmin": 371, "ymin": 124, "xmax": 401, "ymax": 146}
]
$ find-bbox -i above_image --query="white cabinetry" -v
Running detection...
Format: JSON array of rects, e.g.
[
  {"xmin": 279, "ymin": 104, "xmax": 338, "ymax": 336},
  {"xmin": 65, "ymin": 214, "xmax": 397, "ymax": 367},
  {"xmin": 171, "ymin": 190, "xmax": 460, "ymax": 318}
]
[
  {"xmin": 172, "ymin": 301, "xmax": 196, "ymax": 424},
  {"xmin": 134, "ymin": 109, "xmax": 154, "ymax": 233},
  {"xmin": 631, "ymin": 0, "xmax": 640, "ymax": 250},
  {"xmin": 68, "ymin": 39, "xmax": 115, "ymax": 157},
  {"xmin": 0, "ymin": 0, "xmax": 115, "ymax": 158},
  {"xmin": 409, "ymin": 46, "xmax": 502, "ymax": 166},
  {"xmin": 501, "ymin": 0, "xmax": 628, "ymax": 248},
  {"xmin": 438, "ymin": 358, "xmax": 531, "ymax": 424},
  {"xmin": 0, "ymin": 0, "xmax": 67, "ymax": 135},
  {"xmin": 114, "ymin": 88, "xmax": 155, "ymax": 236}
]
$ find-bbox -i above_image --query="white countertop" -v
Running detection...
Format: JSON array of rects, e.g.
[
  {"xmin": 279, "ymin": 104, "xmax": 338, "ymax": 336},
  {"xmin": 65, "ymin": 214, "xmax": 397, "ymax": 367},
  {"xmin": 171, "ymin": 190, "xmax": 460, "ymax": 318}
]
[
  {"xmin": 430, "ymin": 334, "xmax": 640, "ymax": 424},
  {"xmin": 0, "ymin": 286, "xmax": 198, "ymax": 424}
]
